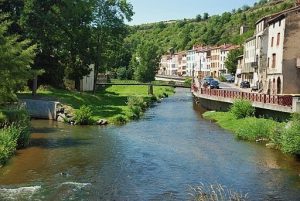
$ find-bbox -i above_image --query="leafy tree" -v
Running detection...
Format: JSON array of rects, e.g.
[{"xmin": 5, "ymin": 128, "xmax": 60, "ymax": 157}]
[
  {"xmin": 225, "ymin": 48, "xmax": 243, "ymax": 74},
  {"xmin": 91, "ymin": 0, "xmax": 133, "ymax": 92},
  {"xmin": 0, "ymin": 17, "xmax": 36, "ymax": 103},
  {"xmin": 130, "ymin": 41, "xmax": 160, "ymax": 82},
  {"xmin": 203, "ymin": 13, "xmax": 209, "ymax": 20},
  {"xmin": 196, "ymin": 14, "xmax": 202, "ymax": 22}
]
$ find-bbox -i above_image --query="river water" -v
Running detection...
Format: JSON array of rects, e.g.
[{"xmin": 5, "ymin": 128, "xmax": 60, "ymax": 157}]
[{"xmin": 1, "ymin": 88, "xmax": 300, "ymax": 201}]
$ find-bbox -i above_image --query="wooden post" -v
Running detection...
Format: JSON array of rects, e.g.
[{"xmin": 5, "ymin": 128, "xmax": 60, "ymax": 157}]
[
  {"xmin": 148, "ymin": 84, "xmax": 154, "ymax": 95},
  {"xmin": 32, "ymin": 76, "xmax": 37, "ymax": 96}
]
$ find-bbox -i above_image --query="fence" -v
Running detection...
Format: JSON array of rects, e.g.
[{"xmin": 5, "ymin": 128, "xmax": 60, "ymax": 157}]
[{"xmin": 192, "ymin": 86, "xmax": 293, "ymax": 108}]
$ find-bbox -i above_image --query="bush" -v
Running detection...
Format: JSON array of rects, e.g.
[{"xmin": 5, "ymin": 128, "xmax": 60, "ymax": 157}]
[
  {"xmin": 0, "ymin": 125, "xmax": 20, "ymax": 165},
  {"xmin": 111, "ymin": 114, "xmax": 127, "ymax": 125},
  {"xmin": 280, "ymin": 114, "xmax": 300, "ymax": 154},
  {"xmin": 184, "ymin": 78, "xmax": 192, "ymax": 87},
  {"xmin": 74, "ymin": 105, "xmax": 93, "ymax": 125},
  {"xmin": 219, "ymin": 75, "xmax": 227, "ymax": 82},
  {"xmin": 235, "ymin": 117, "xmax": 277, "ymax": 141},
  {"xmin": 127, "ymin": 96, "xmax": 145, "ymax": 120},
  {"xmin": 230, "ymin": 99, "xmax": 255, "ymax": 119}
]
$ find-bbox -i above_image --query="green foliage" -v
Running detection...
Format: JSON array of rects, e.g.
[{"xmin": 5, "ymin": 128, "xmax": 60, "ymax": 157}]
[
  {"xmin": 74, "ymin": 105, "xmax": 93, "ymax": 125},
  {"xmin": 0, "ymin": 16, "xmax": 36, "ymax": 104},
  {"xmin": 0, "ymin": 125, "xmax": 19, "ymax": 165},
  {"xmin": 116, "ymin": 67, "xmax": 133, "ymax": 80},
  {"xmin": 127, "ymin": 96, "xmax": 146, "ymax": 120},
  {"xmin": 0, "ymin": 106, "xmax": 31, "ymax": 165},
  {"xmin": 219, "ymin": 75, "xmax": 227, "ymax": 82},
  {"xmin": 111, "ymin": 114, "xmax": 127, "ymax": 125},
  {"xmin": 131, "ymin": 41, "xmax": 160, "ymax": 82},
  {"xmin": 230, "ymin": 99, "xmax": 255, "ymax": 119},
  {"xmin": 184, "ymin": 78, "xmax": 192, "ymax": 87},
  {"xmin": 280, "ymin": 113, "xmax": 300, "ymax": 154},
  {"xmin": 225, "ymin": 48, "xmax": 243, "ymax": 74},
  {"xmin": 235, "ymin": 117, "xmax": 277, "ymax": 141},
  {"xmin": 125, "ymin": 0, "xmax": 294, "ymax": 55}
]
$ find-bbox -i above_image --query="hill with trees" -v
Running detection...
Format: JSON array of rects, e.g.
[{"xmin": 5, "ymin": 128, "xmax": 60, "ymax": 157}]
[{"xmin": 123, "ymin": 0, "xmax": 295, "ymax": 55}]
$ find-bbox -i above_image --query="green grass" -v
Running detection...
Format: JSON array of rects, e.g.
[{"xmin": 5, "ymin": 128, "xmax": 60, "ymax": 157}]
[
  {"xmin": 18, "ymin": 84, "xmax": 175, "ymax": 123},
  {"xmin": 203, "ymin": 111, "xmax": 282, "ymax": 142}
]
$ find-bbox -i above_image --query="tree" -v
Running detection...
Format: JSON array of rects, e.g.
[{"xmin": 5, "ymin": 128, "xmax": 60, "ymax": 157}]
[
  {"xmin": 91, "ymin": 0, "xmax": 133, "ymax": 92},
  {"xmin": 0, "ymin": 17, "xmax": 36, "ymax": 103},
  {"xmin": 196, "ymin": 14, "xmax": 202, "ymax": 22},
  {"xmin": 225, "ymin": 48, "xmax": 243, "ymax": 74},
  {"xmin": 130, "ymin": 41, "xmax": 160, "ymax": 83},
  {"xmin": 203, "ymin": 13, "xmax": 209, "ymax": 20}
]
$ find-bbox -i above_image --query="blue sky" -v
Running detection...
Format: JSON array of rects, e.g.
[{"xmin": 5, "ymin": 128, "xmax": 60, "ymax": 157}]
[{"xmin": 127, "ymin": 0, "xmax": 259, "ymax": 25}]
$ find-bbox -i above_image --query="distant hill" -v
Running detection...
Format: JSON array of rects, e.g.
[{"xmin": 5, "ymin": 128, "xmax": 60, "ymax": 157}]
[{"xmin": 125, "ymin": 0, "xmax": 295, "ymax": 54}]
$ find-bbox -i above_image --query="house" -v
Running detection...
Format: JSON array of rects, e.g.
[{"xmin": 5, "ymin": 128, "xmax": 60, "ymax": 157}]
[
  {"xmin": 235, "ymin": 55, "xmax": 244, "ymax": 86},
  {"xmin": 158, "ymin": 55, "xmax": 169, "ymax": 75},
  {"xmin": 177, "ymin": 51, "xmax": 187, "ymax": 76},
  {"xmin": 265, "ymin": 6, "xmax": 300, "ymax": 94},
  {"xmin": 242, "ymin": 36, "xmax": 257, "ymax": 87},
  {"xmin": 195, "ymin": 46, "xmax": 211, "ymax": 78},
  {"xmin": 187, "ymin": 49, "xmax": 196, "ymax": 77},
  {"xmin": 210, "ymin": 46, "xmax": 220, "ymax": 77}
]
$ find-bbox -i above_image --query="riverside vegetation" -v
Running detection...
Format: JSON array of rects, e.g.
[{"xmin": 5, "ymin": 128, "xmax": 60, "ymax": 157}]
[
  {"xmin": 0, "ymin": 105, "xmax": 30, "ymax": 166},
  {"xmin": 19, "ymin": 83, "xmax": 175, "ymax": 125},
  {"xmin": 203, "ymin": 100, "xmax": 300, "ymax": 155}
]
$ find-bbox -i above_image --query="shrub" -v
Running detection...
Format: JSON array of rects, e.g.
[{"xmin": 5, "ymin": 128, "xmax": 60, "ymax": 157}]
[
  {"xmin": 127, "ymin": 96, "xmax": 145, "ymax": 120},
  {"xmin": 280, "ymin": 114, "xmax": 300, "ymax": 154},
  {"xmin": 74, "ymin": 105, "xmax": 93, "ymax": 125},
  {"xmin": 0, "ymin": 126, "xmax": 19, "ymax": 165},
  {"xmin": 184, "ymin": 78, "xmax": 192, "ymax": 87},
  {"xmin": 111, "ymin": 114, "xmax": 127, "ymax": 125},
  {"xmin": 235, "ymin": 117, "xmax": 277, "ymax": 141},
  {"xmin": 230, "ymin": 99, "xmax": 255, "ymax": 119},
  {"xmin": 219, "ymin": 75, "xmax": 227, "ymax": 82}
]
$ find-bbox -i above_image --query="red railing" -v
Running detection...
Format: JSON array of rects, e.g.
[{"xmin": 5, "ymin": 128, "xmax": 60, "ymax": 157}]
[{"xmin": 197, "ymin": 87, "xmax": 293, "ymax": 107}]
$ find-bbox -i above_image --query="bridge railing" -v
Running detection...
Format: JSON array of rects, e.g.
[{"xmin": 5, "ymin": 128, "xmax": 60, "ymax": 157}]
[{"xmin": 192, "ymin": 86, "xmax": 293, "ymax": 108}]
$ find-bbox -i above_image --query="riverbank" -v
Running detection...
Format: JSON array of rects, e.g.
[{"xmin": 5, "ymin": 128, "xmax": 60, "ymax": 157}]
[
  {"xmin": 203, "ymin": 110, "xmax": 300, "ymax": 155},
  {"xmin": 18, "ymin": 84, "xmax": 175, "ymax": 125}
]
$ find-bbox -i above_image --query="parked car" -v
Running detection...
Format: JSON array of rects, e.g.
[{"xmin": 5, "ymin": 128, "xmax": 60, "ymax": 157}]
[
  {"xmin": 209, "ymin": 80, "xmax": 220, "ymax": 89},
  {"xmin": 224, "ymin": 74, "xmax": 235, "ymax": 83},
  {"xmin": 202, "ymin": 76, "xmax": 214, "ymax": 87},
  {"xmin": 240, "ymin": 81, "xmax": 250, "ymax": 88}
]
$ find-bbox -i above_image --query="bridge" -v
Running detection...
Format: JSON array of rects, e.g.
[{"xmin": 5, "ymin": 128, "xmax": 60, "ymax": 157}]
[
  {"xmin": 96, "ymin": 78, "xmax": 190, "ymax": 95},
  {"xmin": 192, "ymin": 85, "xmax": 300, "ymax": 114}
]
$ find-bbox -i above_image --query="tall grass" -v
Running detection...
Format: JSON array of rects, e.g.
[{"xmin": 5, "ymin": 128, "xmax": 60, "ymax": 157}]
[
  {"xmin": 189, "ymin": 183, "xmax": 248, "ymax": 201},
  {"xmin": 230, "ymin": 99, "xmax": 255, "ymax": 119},
  {"xmin": 0, "ymin": 105, "xmax": 31, "ymax": 166}
]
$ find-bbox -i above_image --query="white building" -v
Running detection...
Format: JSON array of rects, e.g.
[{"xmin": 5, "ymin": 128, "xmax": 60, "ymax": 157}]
[
  {"xmin": 242, "ymin": 36, "xmax": 257, "ymax": 86},
  {"xmin": 187, "ymin": 50, "xmax": 196, "ymax": 77}
]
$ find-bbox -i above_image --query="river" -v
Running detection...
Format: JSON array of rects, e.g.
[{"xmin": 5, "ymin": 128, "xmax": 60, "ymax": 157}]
[{"xmin": 0, "ymin": 88, "xmax": 300, "ymax": 201}]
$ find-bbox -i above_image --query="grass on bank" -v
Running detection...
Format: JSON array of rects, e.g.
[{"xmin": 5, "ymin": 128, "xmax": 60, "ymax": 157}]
[
  {"xmin": 0, "ymin": 106, "xmax": 31, "ymax": 166},
  {"xmin": 203, "ymin": 100, "xmax": 300, "ymax": 155},
  {"xmin": 18, "ymin": 83, "xmax": 175, "ymax": 124}
]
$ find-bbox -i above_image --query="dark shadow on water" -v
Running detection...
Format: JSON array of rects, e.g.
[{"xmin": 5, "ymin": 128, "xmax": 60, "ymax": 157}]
[
  {"xmin": 31, "ymin": 127, "xmax": 59, "ymax": 134},
  {"xmin": 28, "ymin": 137, "xmax": 91, "ymax": 149}
]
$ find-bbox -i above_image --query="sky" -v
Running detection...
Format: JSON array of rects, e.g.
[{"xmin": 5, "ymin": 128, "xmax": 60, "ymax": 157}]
[{"xmin": 127, "ymin": 0, "xmax": 259, "ymax": 25}]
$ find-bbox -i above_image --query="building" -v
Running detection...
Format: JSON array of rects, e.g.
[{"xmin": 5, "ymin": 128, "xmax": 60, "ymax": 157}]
[
  {"xmin": 158, "ymin": 55, "xmax": 169, "ymax": 75},
  {"xmin": 265, "ymin": 6, "xmax": 300, "ymax": 94},
  {"xmin": 187, "ymin": 49, "xmax": 196, "ymax": 77},
  {"xmin": 177, "ymin": 51, "xmax": 187, "ymax": 76},
  {"xmin": 195, "ymin": 46, "xmax": 211, "ymax": 78},
  {"xmin": 235, "ymin": 55, "xmax": 244, "ymax": 86},
  {"xmin": 210, "ymin": 46, "xmax": 220, "ymax": 77},
  {"xmin": 242, "ymin": 36, "xmax": 257, "ymax": 86}
]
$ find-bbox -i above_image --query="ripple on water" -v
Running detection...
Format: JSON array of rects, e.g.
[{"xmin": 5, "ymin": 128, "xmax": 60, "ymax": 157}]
[{"xmin": 0, "ymin": 186, "xmax": 41, "ymax": 201}]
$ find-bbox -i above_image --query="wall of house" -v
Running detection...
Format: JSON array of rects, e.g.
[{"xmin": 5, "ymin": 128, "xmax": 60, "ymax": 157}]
[
  {"xmin": 80, "ymin": 65, "xmax": 94, "ymax": 92},
  {"xmin": 282, "ymin": 11, "xmax": 300, "ymax": 94}
]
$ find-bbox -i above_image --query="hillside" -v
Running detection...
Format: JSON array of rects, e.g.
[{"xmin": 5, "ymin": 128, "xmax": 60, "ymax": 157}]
[{"xmin": 125, "ymin": 0, "xmax": 295, "ymax": 54}]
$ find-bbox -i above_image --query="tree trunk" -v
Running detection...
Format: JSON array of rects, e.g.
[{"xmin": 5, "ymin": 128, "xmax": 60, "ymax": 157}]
[
  {"xmin": 75, "ymin": 78, "xmax": 81, "ymax": 91},
  {"xmin": 32, "ymin": 76, "xmax": 38, "ymax": 96}
]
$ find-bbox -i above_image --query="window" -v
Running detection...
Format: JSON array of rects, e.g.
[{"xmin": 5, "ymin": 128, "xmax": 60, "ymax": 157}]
[
  {"xmin": 272, "ymin": 54, "xmax": 276, "ymax": 68},
  {"xmin": 273, "ymin": 23, "xmax": 275, "ymax": 28},
  {"xmin": 268, "ymin": 57, "xmax": 270, "ymax": 67},
  {"xmin": 279, "ymin": 20, "xmax": 281, "ymax": 27},
  {"xmin": 277, "ymin": 33, "xmax": 280, "ymax": 46},
  {"xmin": 271, "ymin": 37, "xmax": 274, "ymax": 47}
]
